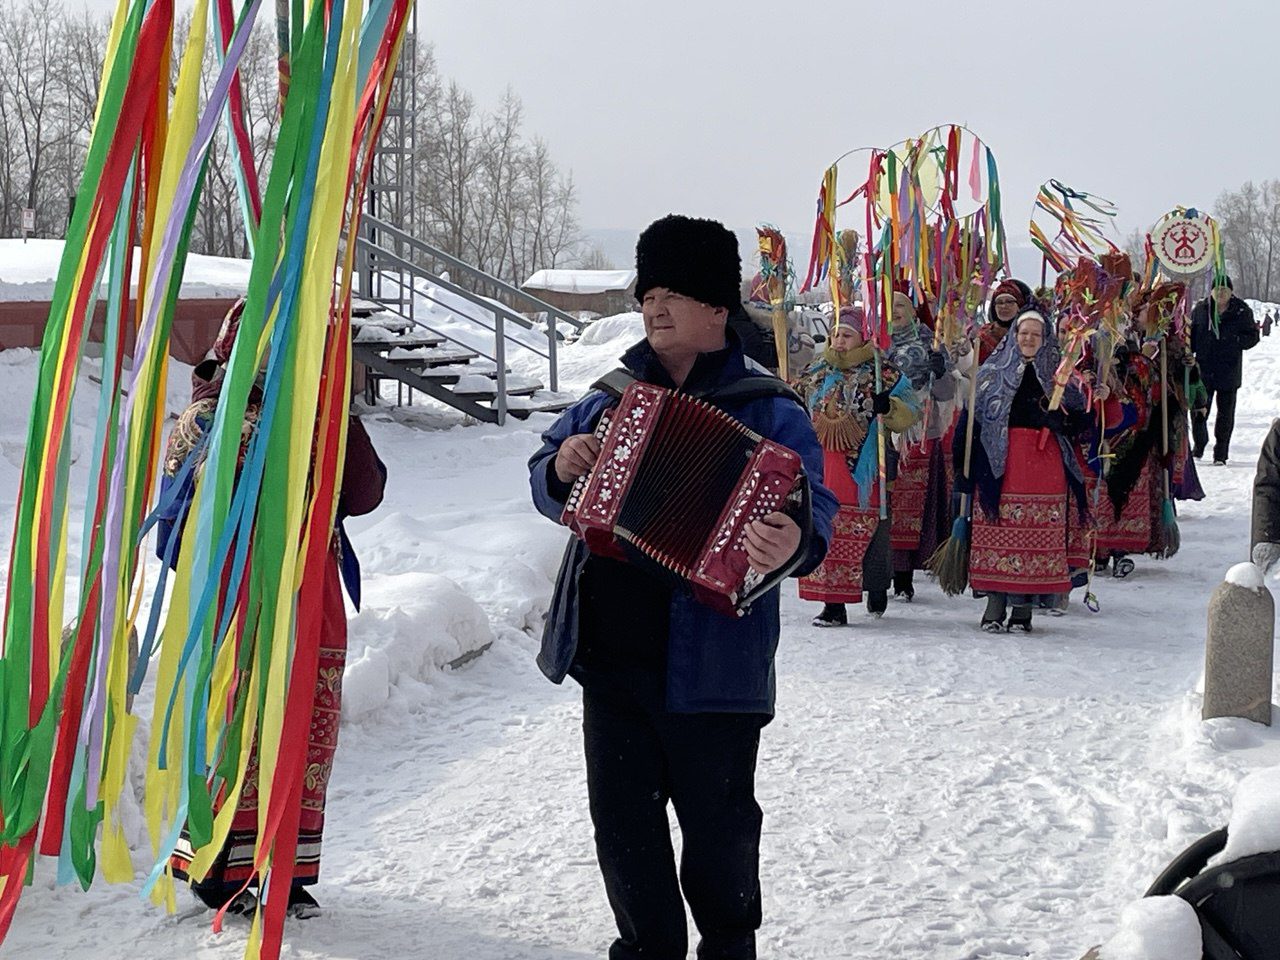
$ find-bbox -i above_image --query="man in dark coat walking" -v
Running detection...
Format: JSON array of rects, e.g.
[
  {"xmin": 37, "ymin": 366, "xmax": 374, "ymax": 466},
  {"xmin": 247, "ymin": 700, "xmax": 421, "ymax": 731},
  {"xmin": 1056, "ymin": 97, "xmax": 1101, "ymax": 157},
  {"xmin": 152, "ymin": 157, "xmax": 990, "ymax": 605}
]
[
  {"xmin": 529, "ymin": 214, "xmax": 837, "ymax": 960},
  {"xmin": 1190, "ymin": 276, "xmax": 1258, "ymax": 464}
]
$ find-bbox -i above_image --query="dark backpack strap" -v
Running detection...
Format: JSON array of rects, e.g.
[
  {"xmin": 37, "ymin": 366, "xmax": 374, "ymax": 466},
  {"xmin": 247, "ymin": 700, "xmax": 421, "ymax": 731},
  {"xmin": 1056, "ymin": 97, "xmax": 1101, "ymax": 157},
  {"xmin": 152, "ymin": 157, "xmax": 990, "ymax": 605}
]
[
  {"xmin": 592, "ymin": 368, "xmax": 802, "ymax": 409},
  {"xmin": 590, "ymin": 368, "xmax": 638, "ymax": 399},
  {"xmin": 694, "ymin": 375, "xmax": 804, "ymax": 409}
]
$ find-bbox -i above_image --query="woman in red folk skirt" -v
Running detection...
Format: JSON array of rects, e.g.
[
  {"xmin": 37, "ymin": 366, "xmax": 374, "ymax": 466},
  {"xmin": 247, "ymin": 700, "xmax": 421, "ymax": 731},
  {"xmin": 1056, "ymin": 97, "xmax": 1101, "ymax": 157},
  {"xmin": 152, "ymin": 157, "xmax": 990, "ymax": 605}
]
[
  {"xmin": 794, "ymin": 310, "xmax": 918, "ymax": 626},
  {"xmin": 955, "ymin": 310, "xmax": 1089, "ymax": 633}
]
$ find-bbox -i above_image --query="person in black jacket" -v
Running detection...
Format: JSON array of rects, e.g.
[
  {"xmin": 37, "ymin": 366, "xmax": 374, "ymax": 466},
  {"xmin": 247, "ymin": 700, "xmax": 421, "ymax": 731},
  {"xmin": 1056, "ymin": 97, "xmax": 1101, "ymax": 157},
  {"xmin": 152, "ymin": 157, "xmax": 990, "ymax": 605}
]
[{"xmin": 1190, "ymin": 277, "xmax": 1258, "ymax": 464}]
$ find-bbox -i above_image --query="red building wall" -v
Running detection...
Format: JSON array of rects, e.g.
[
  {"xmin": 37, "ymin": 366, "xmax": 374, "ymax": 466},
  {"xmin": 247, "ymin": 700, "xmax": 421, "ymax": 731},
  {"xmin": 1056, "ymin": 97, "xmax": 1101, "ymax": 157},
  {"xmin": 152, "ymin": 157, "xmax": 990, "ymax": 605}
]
[{"xmin": 0, "ymin": 298, "xmax": 239, "ymax": 365}]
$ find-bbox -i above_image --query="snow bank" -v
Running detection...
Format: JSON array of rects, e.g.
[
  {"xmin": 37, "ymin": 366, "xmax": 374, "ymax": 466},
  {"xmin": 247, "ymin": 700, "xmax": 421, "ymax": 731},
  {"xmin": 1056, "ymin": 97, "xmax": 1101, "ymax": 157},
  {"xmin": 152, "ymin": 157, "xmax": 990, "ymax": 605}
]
[
  {"xmin": 343, "ymin": 571, "xmax": 495, "ymax": 722},
  {"xmin": 351, "ymin": 508, "xmax": 567, "ymax": 635},
  {"xmin": 1096, "ymin": 897, "xmax": 1201, "ymax": 960},
  {"xmin": 1224, "ymin": 561, "xmax": 1266, "ymax": 591},
  {"xmin": 1210, "ymin": 766, "xmax": 1280, "ymax": 864},
  {"xmin": 552, "ymin": 311, "xmax": 645, "ymax": 395}
]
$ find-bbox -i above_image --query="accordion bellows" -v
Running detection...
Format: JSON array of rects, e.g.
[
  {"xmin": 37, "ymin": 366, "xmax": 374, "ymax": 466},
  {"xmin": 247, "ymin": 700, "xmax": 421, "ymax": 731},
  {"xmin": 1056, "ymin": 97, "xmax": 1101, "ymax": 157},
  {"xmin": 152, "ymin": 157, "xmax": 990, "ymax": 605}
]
[{"xmin": 563, "ymin": 382, "xmax": 808, "ymax": 616}]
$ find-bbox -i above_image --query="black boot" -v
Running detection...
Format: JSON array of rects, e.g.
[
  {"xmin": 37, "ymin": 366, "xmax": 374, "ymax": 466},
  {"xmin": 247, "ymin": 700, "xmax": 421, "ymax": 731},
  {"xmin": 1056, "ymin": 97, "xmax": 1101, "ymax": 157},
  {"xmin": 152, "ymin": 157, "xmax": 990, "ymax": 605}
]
[
  {"xmin": 1007, "ymin": 605, "xmax": 1033, "ymax": 633},
  {"xmin": 191, "ymin": 881, "xmax": 257, "ymax": 916},
  {"xmin": 1112, "ymin": 555, "xmax": 1135, "ymax": 579},
  {"xmin": 866, "ymin": 590, "xmax": 888, "ymax": 618},
  {"xmin": 287, "ymin": 885, "xmax": 321, "ymax": 920},
  {"xmin": 811, "ymin": 603, "xmax": 847, "ymax": 627},
  {"xmin": 892, "ymin": 570, "xmax": 915, "ymax": 602}
]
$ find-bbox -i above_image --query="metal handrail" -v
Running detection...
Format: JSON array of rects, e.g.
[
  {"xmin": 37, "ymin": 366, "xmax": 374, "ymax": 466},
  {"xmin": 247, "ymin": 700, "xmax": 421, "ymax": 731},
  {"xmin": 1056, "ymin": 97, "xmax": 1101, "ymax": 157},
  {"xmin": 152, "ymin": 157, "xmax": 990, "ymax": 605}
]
[
  {"xmin": 352, "ymin": 229, "xmax": 564, "ymax": 419},
  {"xmin": 361, "ymin": 214, "xmax": 587, "ymax": 334},
  {"xmin": 361, "ymin": 271, "xmax": 502, "ymax": 367}
]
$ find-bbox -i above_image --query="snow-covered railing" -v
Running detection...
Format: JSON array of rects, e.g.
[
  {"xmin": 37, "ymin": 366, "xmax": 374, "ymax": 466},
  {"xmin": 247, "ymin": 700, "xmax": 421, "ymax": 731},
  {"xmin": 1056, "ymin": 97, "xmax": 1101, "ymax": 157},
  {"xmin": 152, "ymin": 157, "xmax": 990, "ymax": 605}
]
[
  {"xmin": 361, "ymin": 217, "xmax": 587, "ymax": 336},
  {"xmin": 352, "ymin": 215, "xmax": 588, "ymax": 417}
]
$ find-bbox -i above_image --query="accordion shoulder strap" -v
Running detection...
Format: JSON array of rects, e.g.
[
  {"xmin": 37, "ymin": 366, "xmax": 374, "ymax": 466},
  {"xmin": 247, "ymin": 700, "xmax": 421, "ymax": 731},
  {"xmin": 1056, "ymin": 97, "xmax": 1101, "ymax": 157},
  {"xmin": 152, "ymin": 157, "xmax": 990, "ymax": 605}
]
[
  {"xmin": 591, "ymin": 368, "xmax": 641, "ymax": 399},
  {"xmin": 591, "ymin": 367, "xmax": 804, "ymax": 409}
]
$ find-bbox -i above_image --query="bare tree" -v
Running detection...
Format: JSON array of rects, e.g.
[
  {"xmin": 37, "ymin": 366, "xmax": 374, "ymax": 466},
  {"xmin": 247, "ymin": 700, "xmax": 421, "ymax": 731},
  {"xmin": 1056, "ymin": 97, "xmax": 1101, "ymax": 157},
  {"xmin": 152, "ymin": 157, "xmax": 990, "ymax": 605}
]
[
  {"xmin": 576, "ymin": 244, "xmax": 615, "ymax": 270},
  {"xmin": 0, "ymin": 1, "xmax": 67, "ymax": 233},
  {"xmin": 0, "ymin": 10, "xmax": 583, "ymax": 279},
  {"xmin": 1217, "ymin": 180, "xmax": 1280, "ymax": 301}
]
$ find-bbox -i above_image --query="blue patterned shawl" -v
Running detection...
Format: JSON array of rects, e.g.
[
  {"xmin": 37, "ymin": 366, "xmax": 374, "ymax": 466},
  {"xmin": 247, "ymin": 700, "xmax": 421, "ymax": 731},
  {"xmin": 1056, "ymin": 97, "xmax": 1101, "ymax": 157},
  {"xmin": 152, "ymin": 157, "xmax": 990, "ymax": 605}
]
[{"xmin": 975, "ymin": 310, "xmax": 1084, "ymax": 482}]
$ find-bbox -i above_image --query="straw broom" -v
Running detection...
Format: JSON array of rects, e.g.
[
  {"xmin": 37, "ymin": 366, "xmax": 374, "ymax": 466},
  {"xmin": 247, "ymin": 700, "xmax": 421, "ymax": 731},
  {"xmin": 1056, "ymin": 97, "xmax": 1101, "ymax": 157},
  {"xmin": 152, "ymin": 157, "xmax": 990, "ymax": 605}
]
[
  {"xmin": 757, "ymin": 227, "xmax": 791, "ymax": 380},
  {"xmin": 928, "ymin": 340, "xmax": 979, "ymax": 594}
]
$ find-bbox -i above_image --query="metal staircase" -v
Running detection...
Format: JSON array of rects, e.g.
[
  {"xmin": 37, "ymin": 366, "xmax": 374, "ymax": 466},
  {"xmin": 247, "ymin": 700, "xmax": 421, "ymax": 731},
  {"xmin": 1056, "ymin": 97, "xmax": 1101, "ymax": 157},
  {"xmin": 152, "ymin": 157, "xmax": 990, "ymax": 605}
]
[
  {"xmin": 351, "ymin": 215, "xmax": 587, "ymax": 424},
  {"xmin": 351, "ymin": 25, "xmax": 589, "ymax": 426}
]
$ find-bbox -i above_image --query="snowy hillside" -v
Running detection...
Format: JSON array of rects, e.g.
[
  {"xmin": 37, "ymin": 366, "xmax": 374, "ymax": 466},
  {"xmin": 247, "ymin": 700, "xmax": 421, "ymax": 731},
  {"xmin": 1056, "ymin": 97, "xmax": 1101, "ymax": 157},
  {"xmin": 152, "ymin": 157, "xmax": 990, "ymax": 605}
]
[{"xmin": 3, "ymin": 307, "xmax": 1280, "ymax": 959}]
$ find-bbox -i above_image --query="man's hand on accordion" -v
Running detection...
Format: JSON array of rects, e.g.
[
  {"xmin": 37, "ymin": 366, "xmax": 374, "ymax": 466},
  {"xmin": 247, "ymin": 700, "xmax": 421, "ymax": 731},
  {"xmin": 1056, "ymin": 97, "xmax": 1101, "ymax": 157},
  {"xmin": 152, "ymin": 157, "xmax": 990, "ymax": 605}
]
[
  {"xmin": 743, "ymin": 512, "xmax": 802, "ymax": 575},
  {"xmin": 554, "ymin": 433, "xmax": 602, "ymax": 484}
]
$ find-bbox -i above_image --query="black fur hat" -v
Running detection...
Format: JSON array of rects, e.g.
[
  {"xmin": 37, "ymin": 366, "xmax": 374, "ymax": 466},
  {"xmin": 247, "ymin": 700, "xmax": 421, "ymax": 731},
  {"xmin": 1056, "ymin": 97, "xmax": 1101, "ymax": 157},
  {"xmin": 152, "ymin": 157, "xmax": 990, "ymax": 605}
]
[{"xmin": 634, "ymin": 214, "xmax": 741, "ymax": 311}]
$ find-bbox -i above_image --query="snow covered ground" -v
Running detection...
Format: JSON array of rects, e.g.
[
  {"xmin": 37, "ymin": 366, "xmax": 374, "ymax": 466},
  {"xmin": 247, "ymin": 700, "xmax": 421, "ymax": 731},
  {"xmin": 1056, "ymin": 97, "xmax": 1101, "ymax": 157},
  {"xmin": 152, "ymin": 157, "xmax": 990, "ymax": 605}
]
[{"xmin": 4, "ymin": 309, "xmax": 1280, "ymax": 959}]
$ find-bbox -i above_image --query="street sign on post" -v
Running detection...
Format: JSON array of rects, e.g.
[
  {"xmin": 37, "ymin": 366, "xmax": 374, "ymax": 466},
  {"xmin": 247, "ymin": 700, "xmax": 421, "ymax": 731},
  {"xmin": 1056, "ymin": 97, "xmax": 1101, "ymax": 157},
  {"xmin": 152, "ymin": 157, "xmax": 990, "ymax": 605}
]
[{"xmin": 21, "ymin": 207, "xmax": 34, "ymax": 242}]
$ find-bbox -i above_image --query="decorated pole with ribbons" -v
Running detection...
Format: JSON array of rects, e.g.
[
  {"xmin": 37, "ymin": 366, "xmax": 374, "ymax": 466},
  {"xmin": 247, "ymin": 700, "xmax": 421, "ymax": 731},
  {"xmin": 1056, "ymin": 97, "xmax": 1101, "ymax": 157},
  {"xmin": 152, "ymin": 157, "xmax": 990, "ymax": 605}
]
[
  {"xmin": 756, "ymin": 225, "xmax": 793, "ymax": 380},
  {"xmin": 802, "ymin": 125, "xmax": 1007, "ymax": 525},
  {"xmin": 0, "ymin": 0, "xmax": 416, "ymax": 956},
  {"xmin": 1142, "ymin": 206, "xmax": 1220, "ymax": 557}
]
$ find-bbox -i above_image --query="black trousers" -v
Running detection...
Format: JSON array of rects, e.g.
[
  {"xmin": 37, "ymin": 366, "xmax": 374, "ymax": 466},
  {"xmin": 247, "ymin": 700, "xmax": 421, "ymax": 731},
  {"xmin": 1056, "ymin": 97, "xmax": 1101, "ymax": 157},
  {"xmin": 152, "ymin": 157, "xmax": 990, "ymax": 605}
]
[
  {"xmin": 582, "ymin": 675, "xmax": 765, "ymax": 960},
  {"xmin": 1192, "ymin": 387, "xmax": 1238, "ymax": 461}
]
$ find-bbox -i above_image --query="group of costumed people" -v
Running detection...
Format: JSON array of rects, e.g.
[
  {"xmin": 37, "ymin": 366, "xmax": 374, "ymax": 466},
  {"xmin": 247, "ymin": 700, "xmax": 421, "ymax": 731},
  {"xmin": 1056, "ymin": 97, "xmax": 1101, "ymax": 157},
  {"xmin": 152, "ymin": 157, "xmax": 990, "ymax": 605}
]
[{"xmin": 791, "ymin": 274, "xmax": 1217, "ymax": 633}]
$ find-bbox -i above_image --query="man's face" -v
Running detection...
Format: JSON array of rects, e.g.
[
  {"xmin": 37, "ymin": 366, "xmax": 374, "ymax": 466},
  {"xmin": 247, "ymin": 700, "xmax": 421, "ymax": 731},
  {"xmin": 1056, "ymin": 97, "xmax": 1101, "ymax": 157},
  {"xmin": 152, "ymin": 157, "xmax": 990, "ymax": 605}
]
[
  {"xmin": 993, "ymin": 294, "xmax": 1020, "ymax": 324},
  {"xmin": 642, "ymin": 287, "xmax": 727, "ymax": 356},
  {"xmin": 1016, "ymin": 318, "xmax": 1044, "ymax": 358},
  {"xmin": 1213, "ymin": 286, "xmax": 1232, "ymax": 311}
]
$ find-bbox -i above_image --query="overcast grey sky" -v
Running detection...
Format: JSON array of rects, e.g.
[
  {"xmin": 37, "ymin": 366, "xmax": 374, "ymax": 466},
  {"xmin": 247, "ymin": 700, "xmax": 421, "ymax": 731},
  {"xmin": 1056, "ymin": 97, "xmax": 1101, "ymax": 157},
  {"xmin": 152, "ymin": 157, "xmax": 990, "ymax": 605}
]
[
  {"xmin": 73, "ymin": 0, "xmax": 1280, "ymax": 253},
  {"xmin": 420, "ymin": 0, "xmax": 1279, "ymax": 243}
]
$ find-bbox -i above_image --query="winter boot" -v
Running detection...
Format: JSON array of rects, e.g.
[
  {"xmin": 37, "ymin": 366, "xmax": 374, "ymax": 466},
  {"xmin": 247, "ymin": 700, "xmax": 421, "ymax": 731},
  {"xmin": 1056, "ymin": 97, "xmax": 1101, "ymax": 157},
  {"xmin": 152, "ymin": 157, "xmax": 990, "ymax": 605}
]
[
  {"xmin": 1112, "ymin": 556, "xmax": 1136, "ymax": 579},
  {"xmin": 1007, "ymin": 606, "xmax": 1033, "ymax": 633},
  {"xmin": 980, "ymin": 617, "xmax": 1006, "ymax": 633},
  {"xmin": 892, "ymin": 570, "xmax": 915, "ymax": 602},
  {"xmin": 811, "ymin": 603, "xmax": 847, "ymax": 627},
  {"xmin": 866, "ymin": 591, "xmax": 888, "ymax": 618},
  {"xmin": 191, "ymin": 882, "xmax": 257, "ymax": 916},
  {"xmin": 287, "ymin": 885, "xmax": 321, "ymax": 920}
]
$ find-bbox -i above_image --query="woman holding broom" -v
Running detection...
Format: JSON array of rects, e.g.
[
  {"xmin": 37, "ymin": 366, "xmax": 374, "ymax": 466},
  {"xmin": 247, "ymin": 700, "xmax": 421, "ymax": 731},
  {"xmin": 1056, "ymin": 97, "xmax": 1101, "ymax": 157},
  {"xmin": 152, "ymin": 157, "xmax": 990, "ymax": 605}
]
[
  {"xmin": 796, "ymin": 305, "xmax": 919, "ymax": 626},
  {"xmin": 886, "ymin": 292, "xmax": 959, "ymax": 602},
  {"xmin": 954, "ymin": 309, "xmax": 1089, "ymax": 633}
]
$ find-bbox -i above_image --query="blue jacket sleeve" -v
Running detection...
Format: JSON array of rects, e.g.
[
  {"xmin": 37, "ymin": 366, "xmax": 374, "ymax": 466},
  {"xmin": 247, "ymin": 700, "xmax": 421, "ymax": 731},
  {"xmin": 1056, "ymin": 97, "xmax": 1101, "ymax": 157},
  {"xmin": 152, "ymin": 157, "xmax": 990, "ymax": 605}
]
[
  {"xmin": 528, "ymin": 391, "xmax": 612, "ymax": 522},
  {"xmin": 765, "ymin": 396, "xmax": 837, "ymax": 578}
]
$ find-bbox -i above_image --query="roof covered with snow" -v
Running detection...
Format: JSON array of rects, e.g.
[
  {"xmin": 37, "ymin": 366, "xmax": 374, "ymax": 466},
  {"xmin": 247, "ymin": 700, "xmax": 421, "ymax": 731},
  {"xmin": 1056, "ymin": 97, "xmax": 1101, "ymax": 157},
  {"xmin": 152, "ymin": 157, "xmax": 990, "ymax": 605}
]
[
  {"xmin": 522, "ymin": 268, "xmax": 636, "ymax": 295},
  {"xmin": 0, "ymin": 238, "xmax": 251, "ymax": 302}
]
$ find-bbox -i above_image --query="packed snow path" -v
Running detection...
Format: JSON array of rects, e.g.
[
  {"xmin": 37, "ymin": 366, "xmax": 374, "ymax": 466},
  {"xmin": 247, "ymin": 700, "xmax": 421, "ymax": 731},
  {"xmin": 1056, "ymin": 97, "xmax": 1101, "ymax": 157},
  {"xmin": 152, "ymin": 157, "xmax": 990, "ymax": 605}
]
[{"xmin": 5, "ymin": 316, "xmax": 1280, "ymax": 959}]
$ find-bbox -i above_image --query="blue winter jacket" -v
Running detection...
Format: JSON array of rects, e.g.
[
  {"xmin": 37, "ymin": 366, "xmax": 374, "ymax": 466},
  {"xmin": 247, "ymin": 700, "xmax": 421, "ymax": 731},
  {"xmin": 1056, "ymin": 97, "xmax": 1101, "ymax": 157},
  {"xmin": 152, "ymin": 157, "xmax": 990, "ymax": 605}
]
[{"xmin": 528, "ymin": 336, "xmax": 837, "ymax": 716}]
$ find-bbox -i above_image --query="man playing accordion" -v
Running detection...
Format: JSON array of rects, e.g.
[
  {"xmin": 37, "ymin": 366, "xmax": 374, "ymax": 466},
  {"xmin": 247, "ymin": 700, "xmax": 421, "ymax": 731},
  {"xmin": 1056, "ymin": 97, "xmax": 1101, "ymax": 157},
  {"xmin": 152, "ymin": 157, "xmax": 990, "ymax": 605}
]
[{"xmin": 529, "ymin": 214, "xmax": 836, "ymax": 960}]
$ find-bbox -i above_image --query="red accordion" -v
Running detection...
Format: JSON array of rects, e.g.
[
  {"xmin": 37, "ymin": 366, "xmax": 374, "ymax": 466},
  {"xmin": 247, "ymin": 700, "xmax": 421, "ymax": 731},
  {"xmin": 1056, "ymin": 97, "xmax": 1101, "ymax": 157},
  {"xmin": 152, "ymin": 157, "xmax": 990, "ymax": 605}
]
[{"xmin": 562, "ymin": 382, "xmax": 808, "ymax": 616}]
